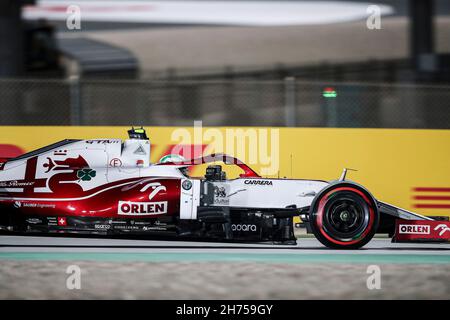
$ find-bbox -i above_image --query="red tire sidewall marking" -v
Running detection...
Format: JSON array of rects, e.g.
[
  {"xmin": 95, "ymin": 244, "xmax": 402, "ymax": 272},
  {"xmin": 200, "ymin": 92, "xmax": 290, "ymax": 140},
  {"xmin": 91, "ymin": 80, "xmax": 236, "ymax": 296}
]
[{"xmin": 316, "ymin": 187, "xmax": 375, "ymax": 246}]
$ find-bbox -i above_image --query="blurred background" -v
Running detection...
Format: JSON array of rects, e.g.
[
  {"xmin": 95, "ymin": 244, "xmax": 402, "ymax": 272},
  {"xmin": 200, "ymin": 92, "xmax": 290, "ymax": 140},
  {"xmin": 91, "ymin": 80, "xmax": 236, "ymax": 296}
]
[{"xmin": 0, "ymin": 0, "xmax": 449, "ymax": 128}]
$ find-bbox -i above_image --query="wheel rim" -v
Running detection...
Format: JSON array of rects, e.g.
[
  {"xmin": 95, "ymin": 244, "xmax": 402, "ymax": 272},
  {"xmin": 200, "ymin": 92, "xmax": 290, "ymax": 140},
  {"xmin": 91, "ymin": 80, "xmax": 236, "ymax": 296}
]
[{"xmin": 321, "ymin": 191, "xmax": 371, "ymax": 242}]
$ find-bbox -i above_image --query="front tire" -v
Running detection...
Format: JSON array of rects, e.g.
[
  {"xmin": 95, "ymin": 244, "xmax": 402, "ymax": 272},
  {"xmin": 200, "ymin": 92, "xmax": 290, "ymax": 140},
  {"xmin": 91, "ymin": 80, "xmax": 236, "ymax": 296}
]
[{"xmin": 309, "ymin": 183, "xmax": 379, "ymax": 249}]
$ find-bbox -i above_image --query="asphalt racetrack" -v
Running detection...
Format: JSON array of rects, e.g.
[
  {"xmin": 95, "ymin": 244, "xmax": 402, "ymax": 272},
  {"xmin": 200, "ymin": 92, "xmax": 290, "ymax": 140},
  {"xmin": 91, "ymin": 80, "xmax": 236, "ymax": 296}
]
[{"xmin": 1, "ymin": 236, "xmax": 449, "ymax": 299}]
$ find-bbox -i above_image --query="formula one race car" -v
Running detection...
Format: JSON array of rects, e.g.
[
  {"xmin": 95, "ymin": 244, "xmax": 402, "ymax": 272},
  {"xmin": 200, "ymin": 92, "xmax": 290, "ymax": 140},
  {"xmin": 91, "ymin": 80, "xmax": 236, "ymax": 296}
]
[{"xmin": 0, "ymin": 128, "xmax": 449, "ymax": 249}]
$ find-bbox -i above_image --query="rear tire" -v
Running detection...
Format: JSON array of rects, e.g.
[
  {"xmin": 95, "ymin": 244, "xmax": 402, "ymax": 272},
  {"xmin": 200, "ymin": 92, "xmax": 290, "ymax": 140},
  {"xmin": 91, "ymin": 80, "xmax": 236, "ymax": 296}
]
[{"xmin": 309, "ymin": 183, "xmax": 379, "ymax": 249}]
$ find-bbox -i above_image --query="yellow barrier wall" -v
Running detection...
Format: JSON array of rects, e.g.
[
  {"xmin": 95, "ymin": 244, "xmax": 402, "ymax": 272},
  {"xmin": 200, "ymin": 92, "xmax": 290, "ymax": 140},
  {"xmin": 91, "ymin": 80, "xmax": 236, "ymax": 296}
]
[{"xmin": 1, "ymin": 126, "xmax": 449, "ymax": 217}]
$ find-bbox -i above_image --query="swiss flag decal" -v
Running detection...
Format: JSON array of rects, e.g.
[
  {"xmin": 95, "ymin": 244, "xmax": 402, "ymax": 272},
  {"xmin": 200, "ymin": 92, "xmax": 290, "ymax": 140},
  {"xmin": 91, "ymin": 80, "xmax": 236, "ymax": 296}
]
[{"xmin": 57, "ymin": 217, "xmax": 67, "ymax": 226}]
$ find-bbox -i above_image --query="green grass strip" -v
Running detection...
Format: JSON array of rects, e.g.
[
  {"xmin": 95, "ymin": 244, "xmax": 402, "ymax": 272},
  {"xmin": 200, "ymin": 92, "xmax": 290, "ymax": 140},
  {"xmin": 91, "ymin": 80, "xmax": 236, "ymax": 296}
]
[{"xmin": 0, "ymin": 252, "xmax": 449, "ymax": 264}]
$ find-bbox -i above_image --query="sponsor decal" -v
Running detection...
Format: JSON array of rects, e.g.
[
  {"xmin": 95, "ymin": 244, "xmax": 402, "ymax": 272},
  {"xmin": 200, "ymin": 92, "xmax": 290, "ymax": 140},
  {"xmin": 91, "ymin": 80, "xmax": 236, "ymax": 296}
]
[
  {"xmin": 0, "ymin": 180, "xmax": 35, "ymax": 188},
  {"xmin": 133, "ymin": 221, "xmax": 150, "ymax": 226},
  {"xmin": 182, "ymin": 180, "xmax": 192, "ymax": 190},
  {"xmin": 14, "ymin": 201, "xmax": 21, "ymax": 208},
  {"xmin": 394, "ymin": 220, "xmax": 450, "ymax": 241},
  {"xmin": 76, "ymin": 168, "xmax": 96, "ymax": 181},
  {"xmin": 118, "ymin": 201, "xmax": 168, "ymax": 216},
  {"xmin": 26, "ymin": 218, "xmax": 42, "ymax": 224},
  {"xmin": 94, "ymin": 224, "xmax": 111, "ymax": 230},
  {"xmin": 213, "ymin": 185, "xmax": 229, "ymax": 205},
  {"xmin": 86, "ymin": 140, "xmax": 119, "ymax": 144},
  {"xmin": 111, "ymin": 220, "xmax": 127, "ymax": 225},
  {"xmin": 109, "ymin": 158, "xmax": 122, "ymax": 167},
  {"xmin": 143, "ymin": 226, "xmax": 168, "ymax": 231},
  {"xmin": 399, "ymin": 224, "xmax": 430, "ymax": 235},
  {"xmin": 139, "ymin": 182, "xmax": 167, "ymax": 200},
  {"xmin": 215, "ymin": 186, "xmax": 227, "ymax": 198},
  {"xmin": 57, "ymin": 217, "xmax": 67, "ymax": 226},
  {"xmin": 134, "ymin": 145, "xmax": 147, "ymax": 155},
  {"xmin": 114, "ymin": 225, "xmax": 139, "ymax": 230},
  {"xmin": 434, "ymin": 224, "xmax": 450, "ymax": 236},
  {"xmin": 22, "ymin": 203, "xmax": 56, "ymax": 209},
  {"xmin": 39, "ymin": 155, "xmax": 91, "ymax": 195},
  {"xmin": 231, "ymin": 224, "xmax": 257, "ymax": 232},
  {"xmin": 244, "ymin": 180, "xmax": 273, "ymax": 186}
]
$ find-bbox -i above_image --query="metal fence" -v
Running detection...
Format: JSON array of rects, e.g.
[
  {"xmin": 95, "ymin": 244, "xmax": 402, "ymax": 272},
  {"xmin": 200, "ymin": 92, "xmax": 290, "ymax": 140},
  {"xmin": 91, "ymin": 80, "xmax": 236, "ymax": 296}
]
[{"xmin": 1, "ymin": 78, "xmax": 450, "ymax": 128}]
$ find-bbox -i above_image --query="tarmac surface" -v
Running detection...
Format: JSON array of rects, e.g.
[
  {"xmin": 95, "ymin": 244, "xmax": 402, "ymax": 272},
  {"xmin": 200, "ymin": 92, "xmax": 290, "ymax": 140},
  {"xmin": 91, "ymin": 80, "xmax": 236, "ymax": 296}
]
[{"xmin": 0, "ymin": 236, "xmax": 449, "ymax": 299}]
